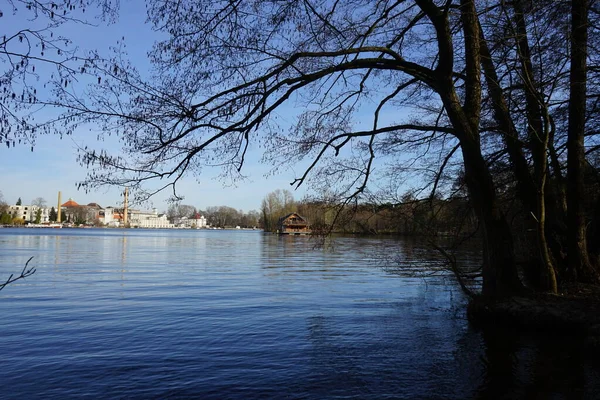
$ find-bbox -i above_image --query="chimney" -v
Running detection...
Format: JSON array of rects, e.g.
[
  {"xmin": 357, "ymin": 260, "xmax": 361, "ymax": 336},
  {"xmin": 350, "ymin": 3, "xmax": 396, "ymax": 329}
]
[
  {"xmin": 123, "ymin": 187, "xmax": 129, "ymax": 226},
  {"xmin": 57, "ymin": 191, "xmax": 62, "ymax": 223}
]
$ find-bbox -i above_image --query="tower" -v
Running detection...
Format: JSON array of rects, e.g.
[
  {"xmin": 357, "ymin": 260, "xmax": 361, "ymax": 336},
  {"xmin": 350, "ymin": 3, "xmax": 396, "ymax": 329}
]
[
  {"xmin": 123, "ymin": 187, "xmax": 129, "ymax": 226},
  {"xmin": 57, "ymin": 191, "xmax": 62, "ymax": 223}
]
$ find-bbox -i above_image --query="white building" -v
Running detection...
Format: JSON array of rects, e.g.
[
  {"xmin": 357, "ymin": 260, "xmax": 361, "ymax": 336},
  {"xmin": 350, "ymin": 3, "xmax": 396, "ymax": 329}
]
[
  {"xmin": 173, "ymin": 213, "xmax": 207, "ymax": 228},
  {"xmin": 99, "ymin": 206, "xmax": 174, "ymax": 228},
  {"xmin": 130, "ymin": 209, "xmax": 174, "ymax": 229},
  {"xmin": 100, "ymin": 207, "xmax": 121, "ymax": 227},
  {"xmin": 6, "ymin": 205, "xmax": 50, "ymax": 223}
]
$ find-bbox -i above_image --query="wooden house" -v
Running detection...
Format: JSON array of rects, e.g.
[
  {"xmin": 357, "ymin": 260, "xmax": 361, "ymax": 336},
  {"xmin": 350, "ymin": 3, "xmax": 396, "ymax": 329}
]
[{"xmin": 277, "ymin": 213, "xmax": 311, "ymax": 235}]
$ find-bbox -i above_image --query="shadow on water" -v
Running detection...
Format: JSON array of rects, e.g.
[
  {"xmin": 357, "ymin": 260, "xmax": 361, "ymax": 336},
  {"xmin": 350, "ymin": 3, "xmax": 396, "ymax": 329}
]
[
  {"xmin": 298, "ymin": 310, "xmax": 599, "ymax": 399},
  {"xmin": 475, "ymin": 324, "xmax": 598, "ymax": 400},
  {"xmin": 1, "ymin": 229, "xmax": 599, "ymax": 398},
  {"xmin": 261, "ymin": 234, "xmax": 600, "ymax": 399}
]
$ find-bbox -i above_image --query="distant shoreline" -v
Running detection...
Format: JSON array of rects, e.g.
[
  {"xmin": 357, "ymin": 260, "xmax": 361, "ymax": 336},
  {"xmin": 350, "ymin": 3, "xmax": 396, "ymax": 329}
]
[{"xmin": 0, "ymin": 225, "xmax": 262, "ymax": 231}]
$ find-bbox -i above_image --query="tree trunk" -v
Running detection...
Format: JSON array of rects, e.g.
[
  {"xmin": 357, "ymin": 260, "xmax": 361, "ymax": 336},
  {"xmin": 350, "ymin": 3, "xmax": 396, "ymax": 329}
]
[
  {"xmin": 480, "ymin": 29, "xmax": 544, "ymax": 287},
  {"xmin": 567, "ymin": 0, "xmax": 600, "ymax": 283},
  {"xmin": 460, "ymin": 137, "xmax": 523, "ymax": 298},
  {"xmin": 479, "ymin": 29, "xmax": 536, "ymax": 214},
  {"xmin": 511, "ymin": 0, "xmax": 557, "ymax": 292},
  {"xmin": 588, "ymin": 197, "xmax": 600, "ymax": 267},
  {"xmin": 438, "ymin": 78, "xmax": 523, "ymax": 298},
  {"xmin": 434, "ymin": 0, "xmax": 523, "ymax": 298}
]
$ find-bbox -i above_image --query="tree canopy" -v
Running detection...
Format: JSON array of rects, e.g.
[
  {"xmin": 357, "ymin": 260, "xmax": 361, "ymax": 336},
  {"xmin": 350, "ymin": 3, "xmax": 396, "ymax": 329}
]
[
  {"xmin": 1, "ymin": 0, "xmax": 117, "ymax": 149},
  {"xmin": 7, "ymin": 0, "xmax": 600, "ymax": 298},
  {"xmin": 261, "ymin": 189, "xmax": 297, "ymax": 232}
]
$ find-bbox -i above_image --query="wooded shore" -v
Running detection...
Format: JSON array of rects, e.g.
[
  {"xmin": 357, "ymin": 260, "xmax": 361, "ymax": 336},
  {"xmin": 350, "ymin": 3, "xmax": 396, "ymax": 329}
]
[{"xmin": 469, "ymin": 284, "xmax": 600, "ymax": 354}]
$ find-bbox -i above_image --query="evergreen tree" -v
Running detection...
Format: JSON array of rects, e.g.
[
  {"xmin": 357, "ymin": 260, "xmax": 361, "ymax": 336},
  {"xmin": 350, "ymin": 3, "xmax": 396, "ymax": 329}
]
[
  {"xmin": 49, "ymin": 207, "xmax": 57, "ymax": 222},
  {"xmin": 34, "ymin": 209, "xmax": 42, "ymax": 224},
  {"xmin": 0, "ymin": 213, "xmax": 11, "ymax": 225},
  {"xmin": 16, "ymin": 198, "xmax": 22, "ymax": 206}
]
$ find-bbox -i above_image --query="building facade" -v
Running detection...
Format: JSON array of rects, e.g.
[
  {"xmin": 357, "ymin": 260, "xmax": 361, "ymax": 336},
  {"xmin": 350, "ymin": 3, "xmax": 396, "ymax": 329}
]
[
  {"xmin": 129, "ymin": 209, "xmax": 174, "ymax": 229},
  {"xmin": 173, "ymin": 213, "xmax": 208, "ymax": 228},
  {"xmin": 277, "ymin": 213, "xmax": 311, "ymax": 235},
  {"xmin": 6, "ymin": 205, "xmax": 50, "ymax": 223}
]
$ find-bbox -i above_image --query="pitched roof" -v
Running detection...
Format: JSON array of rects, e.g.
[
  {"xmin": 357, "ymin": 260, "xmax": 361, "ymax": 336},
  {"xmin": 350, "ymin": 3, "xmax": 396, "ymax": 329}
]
[
  {"xmin": 278, "ymin": 212, "xmax": 307, "ymax": 223},
  {"xmin": 61, "ymin": 198, "xmax": 80, "ymax": 207}
]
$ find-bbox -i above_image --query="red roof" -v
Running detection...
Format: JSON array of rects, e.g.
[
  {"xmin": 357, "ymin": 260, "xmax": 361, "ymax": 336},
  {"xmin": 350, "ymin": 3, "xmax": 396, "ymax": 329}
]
[{"xmin": 61, "ymin": 199, "xmax": 80, "ymax": 207}]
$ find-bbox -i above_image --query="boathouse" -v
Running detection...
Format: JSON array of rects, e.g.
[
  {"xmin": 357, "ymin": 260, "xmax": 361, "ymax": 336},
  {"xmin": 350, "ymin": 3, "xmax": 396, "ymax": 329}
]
[{"xmin": 277, "ymin": 213, "xmax": 311, "ymax": 235}]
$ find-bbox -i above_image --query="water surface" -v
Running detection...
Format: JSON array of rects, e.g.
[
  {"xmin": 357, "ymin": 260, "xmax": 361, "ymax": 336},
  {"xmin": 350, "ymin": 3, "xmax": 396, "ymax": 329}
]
[{"xmin": 0, "ymin": 228, "xmax": 597, "ymax": 399}]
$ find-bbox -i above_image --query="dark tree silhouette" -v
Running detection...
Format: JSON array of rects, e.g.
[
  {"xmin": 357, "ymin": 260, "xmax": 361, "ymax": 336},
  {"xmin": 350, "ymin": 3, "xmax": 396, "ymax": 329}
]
[
  {"xmin": 0, "ymin": 256, "xmax": 36, "ymax": 292},
  {"xmin": 1, "ymin": 0, "xmax": 117, "ymax": 148},
  {"xmin": 16, "ymin": 0, "xmax": 600, "ymax": 298}
]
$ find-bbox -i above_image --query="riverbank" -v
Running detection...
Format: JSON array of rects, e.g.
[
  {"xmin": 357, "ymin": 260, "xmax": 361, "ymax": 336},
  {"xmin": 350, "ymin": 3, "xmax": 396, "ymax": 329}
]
[
  {"xmin": 1, "ymin": 224, "xmax": 260, "ymax": 230},
  {"xmin": 468, "ymin": 283, "xmax": 600, "ymax": 354}
]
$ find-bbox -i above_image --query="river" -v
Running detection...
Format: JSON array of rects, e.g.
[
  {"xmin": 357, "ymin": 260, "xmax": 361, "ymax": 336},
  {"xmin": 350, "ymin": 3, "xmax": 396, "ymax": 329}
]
[{"xmin": 0, "ymin": 228, "xmax": 597, "ymax": 399}]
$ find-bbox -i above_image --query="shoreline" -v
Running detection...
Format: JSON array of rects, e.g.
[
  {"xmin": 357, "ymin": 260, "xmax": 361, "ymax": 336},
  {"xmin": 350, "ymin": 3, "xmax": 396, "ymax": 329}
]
[
  {"xmin": 0, "ymin": 224, "xmax": 261, "ymax": 231},
  {"xmin": 468, "ymin": 283, "xmax": 600, "ymax": 354}
]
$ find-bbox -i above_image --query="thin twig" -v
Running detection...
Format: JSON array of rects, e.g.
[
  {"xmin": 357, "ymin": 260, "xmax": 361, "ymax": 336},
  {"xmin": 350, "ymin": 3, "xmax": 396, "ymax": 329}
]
[{"xmin": 0, "ymin": 257, "xmax": 36, "ymax": 292}]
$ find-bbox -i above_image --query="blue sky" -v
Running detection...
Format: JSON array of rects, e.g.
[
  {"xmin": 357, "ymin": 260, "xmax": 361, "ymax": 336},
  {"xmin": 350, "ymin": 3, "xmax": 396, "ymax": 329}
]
[
  {"xmin": 0, "ymin": 1, "xmax": 307, "ymax": 212},
  {"xmin": 0, "ymin": 133, "xmax": 305, "ymax": 211},
  {"xmin": 0, "ymin": 1, "xmax": 433, "ymax": 212}
]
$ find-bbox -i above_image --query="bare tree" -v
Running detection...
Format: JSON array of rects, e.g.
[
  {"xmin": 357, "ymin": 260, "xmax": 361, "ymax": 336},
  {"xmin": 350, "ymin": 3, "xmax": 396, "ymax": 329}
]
[
  {"xmin": 28, "ymin": 0, "xmax": 523, "ymax": 297},
  {"xmin": 0, "ymin": 256, "xmax": 36, "ymax": 292},
  {"xmin": 567, "ymin": 0, "xmax": 599, "ymax": 283},
  {"xmin": 166, "ymin": 203, "xmax": 196, "ymax": 222},
  {"xmin": 261, "ymin": 189, "xmax": 296, "ymax": 232},
  {"xmin": 204, "ymin": 205, "xmax": 239, "ymax": 228},
  {"xmin": 0, "ymin": 0, "xmax": 117, "ymax": 148},
  {"xmin": 31, "ymin": 197, "xmax": 46, "ymax": 207},
  {"xmin": 19, "ymin": 0, "xmax": 600, "ymax": 297},
  {"xmin": 0, "ymin": 190, "xmax": 7, "ymax": 214}
]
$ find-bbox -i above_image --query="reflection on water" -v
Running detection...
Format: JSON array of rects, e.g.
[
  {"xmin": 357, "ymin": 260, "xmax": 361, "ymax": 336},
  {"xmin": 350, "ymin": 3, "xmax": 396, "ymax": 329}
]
[
  {"xmin": 0, "ymin": 228, "xmax": 597, "ymax": 399},
  {"xmin": 475, "ymin": 325, "xmax": 596, "ymax": 400}
]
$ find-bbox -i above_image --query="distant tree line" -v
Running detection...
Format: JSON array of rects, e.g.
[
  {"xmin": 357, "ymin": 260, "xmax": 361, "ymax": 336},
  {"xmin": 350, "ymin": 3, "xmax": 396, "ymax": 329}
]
[
  {"xmin": 260, "ymin": 190, "xmax": 297, "ymax": 232},
  {"xmin": 4, "ymin": 0, "xmax": 600, "ymax": 300},
  {"xmin": 260, "ymin": 188, "xmax": 477, "ymax": 236},
  {"xmin": 0, "ymin": 192, "xmax": 48, "ymax": 225},
  {"xmin": 166, "ymin": 203, "xmax": 260, "ymax": 228}
]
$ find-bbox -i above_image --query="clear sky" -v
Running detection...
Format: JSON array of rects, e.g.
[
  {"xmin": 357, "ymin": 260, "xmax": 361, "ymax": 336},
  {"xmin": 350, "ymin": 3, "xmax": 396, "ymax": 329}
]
[
  {"xmin": 0, "ymin": 133, "xmax": 306, "ymax": 211},
  {"xmin": 0, "ymin": 1, "xmax": 307, "ymax": 212}
]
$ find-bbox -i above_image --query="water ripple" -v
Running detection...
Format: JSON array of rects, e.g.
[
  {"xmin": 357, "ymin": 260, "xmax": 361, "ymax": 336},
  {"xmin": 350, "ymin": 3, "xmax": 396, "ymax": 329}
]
[{"xmin": 0, "ymin": 228, "xmax": 597, "ymax": 399}]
